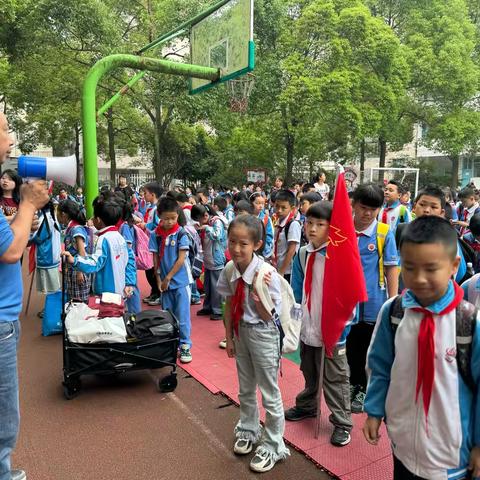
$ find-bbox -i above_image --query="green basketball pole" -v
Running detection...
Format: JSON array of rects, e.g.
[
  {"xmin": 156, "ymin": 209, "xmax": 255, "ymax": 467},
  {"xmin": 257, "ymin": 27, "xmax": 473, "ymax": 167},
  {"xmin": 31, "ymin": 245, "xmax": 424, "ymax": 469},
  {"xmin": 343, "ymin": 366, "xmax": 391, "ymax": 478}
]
[{"xmin": 82, "ymin": 54, "xmax": 219, "ymax": 217}]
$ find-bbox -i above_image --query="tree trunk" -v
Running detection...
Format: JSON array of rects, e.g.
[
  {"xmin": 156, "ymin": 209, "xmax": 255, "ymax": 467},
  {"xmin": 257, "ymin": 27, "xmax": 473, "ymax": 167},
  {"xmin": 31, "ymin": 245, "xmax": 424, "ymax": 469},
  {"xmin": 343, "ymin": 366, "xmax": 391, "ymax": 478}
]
[
  {"xmin": 281, "ymin": 106, "xmax": 295, "ymax": 185},
  {"xmin": 107, "ymin": 108, "xmax": 117, "ymax": 187},
  {"xmin": 379, "ymin": 138, "xmax": 387, "ymax": 168},
  {"xmin": 450, "ymin": 154, "xmax": 459, "ymax": 189},
  {"xmin": 359, "ymin": 138, "xmax": 366, "ymax": 183}
]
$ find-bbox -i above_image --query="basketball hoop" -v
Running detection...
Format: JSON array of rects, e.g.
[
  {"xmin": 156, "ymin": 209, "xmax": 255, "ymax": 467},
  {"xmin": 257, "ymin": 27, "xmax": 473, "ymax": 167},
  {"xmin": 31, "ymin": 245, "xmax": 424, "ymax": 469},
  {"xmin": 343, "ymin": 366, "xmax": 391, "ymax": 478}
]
[{"xmin": 226, "ymin": 73, "xmax": 255, "ymax": 113}]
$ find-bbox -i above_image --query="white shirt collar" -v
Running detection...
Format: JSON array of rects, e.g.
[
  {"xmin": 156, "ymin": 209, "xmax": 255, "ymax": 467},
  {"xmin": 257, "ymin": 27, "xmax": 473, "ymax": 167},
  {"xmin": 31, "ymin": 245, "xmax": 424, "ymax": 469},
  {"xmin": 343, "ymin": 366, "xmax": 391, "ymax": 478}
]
[
  {"xmin": 306, "ymin": 242, "xmax": 328, "ymax": 253},
  {"xmin": 230, "ymin": 255, "xmax": 263, "ymax": 286},
  {"xmin": 356, "ymin": 219, "xmax": 378, "ymax": 238}
]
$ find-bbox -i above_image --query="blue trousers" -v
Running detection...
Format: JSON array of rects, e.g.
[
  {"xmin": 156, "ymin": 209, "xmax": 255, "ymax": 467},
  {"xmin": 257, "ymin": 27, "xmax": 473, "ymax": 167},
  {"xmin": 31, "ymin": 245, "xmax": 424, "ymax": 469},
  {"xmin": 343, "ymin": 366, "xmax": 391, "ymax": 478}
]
[
  {"xmin": 126, "ymin": 286, "xmax": 141, "ymax": 314},
  {"xmin": 162, "ymin": 286, "xmax": 191, "ymax": 348},
  {"xmin": 0, "ymin": 321, "xmax": 20, "ymax": 480}
]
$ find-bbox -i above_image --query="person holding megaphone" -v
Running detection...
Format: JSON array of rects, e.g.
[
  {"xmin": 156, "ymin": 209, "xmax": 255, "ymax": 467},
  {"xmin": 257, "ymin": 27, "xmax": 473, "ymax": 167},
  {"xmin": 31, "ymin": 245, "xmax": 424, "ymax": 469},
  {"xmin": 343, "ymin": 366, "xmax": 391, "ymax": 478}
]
[{"xmin": 0, "ymin": 112, "xmax": 50, "ymax": 480}]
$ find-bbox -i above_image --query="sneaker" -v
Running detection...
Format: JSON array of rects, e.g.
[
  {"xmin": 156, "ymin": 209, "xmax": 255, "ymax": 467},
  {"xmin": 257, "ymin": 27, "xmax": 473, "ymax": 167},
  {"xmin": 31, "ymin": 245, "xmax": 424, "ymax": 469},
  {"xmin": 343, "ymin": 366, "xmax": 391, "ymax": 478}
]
[
  {"xmin": 233, "ymin": 438, "xmax": 253, "ymax": 455},
  {"xmin": 147, "ymin": 296, "xmax": 162, "ymax": 306},
  {"xmin": 197, "ymin": 308, "xmax": 212, "ymax": 316},
  {"xmin": 284, "ymin": 406, "xmax": 317, "ymax": 422},
  {"xmin": 179, "ymin": 345, "xmax": 192, "ymax": 364},
  {"xmin": 142, "ymin": 294, "xmax": 156, "ymax": 304},
  {"xmin": 250, "ymin": 449, "xmax": 277, "ymax": 473},
  {"xmin": 219, "ymin": 338, "xmax": 227, "ymax": 349},
  {"xmin": 351, "ymin": 390, "xmax": 366, "ymax": 414},
  {"xmin": 210, "ymin": 313, "xmax": 223, "ymax": 321},
  {"xmin": 330, "ymin": 427, "xmax": 351, "ymax": 447},
  {"xmin": 191, "ymin": 298, "xmax": 202, "ymax": 305},
  {"xmin": 11, "ymin": 471, "xmax": 26, "ymax": 480}
]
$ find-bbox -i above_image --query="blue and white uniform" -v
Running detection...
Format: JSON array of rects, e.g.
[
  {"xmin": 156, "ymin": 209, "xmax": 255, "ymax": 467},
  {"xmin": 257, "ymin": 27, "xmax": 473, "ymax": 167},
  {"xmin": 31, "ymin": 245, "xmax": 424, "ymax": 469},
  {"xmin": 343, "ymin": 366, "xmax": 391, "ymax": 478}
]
[
  {"xmin": 120, "ymin": 222, "xmax": 140, "ymax": 313},
  {"xmin": 378, "ymin": 200, "xmax": 411, "ymax": 234},
  {"xmin": 365, "ymin": 283, "xmax": 480, "ymax": 480},
  {"xmin": 258, "ymin": 210, "xmax": 274, "ymax": 259},
  {"xmin": 356, "ymin": 219, "xmax": 399, "ymax": 323},
  {"xmin": 224, "ymin": 204, "xmax": 235, "ymax": 225},
  {"xmin": 74, "ymin": 226, "xmax": 136, "ymax": 295},
  {"xmin": 149, "ymin": 226, "xmax": 192, "ymax": 347}
]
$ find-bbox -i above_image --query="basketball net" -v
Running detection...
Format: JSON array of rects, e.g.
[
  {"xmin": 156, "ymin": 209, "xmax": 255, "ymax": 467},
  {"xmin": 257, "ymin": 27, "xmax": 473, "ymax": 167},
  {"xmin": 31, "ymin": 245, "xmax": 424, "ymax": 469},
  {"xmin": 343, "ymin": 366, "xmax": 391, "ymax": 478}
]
[{"xmin": 226, "ymin": 73, "xmax": 255, "ymax": 114}]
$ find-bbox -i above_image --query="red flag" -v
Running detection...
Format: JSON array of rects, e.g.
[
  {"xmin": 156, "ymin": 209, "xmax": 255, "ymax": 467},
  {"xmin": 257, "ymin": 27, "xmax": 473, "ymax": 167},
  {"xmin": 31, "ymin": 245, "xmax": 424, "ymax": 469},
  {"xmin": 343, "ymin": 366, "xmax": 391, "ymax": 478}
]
[{"xmin": 321, "ymin": 169, "xmax": 367, "ymax": 357}]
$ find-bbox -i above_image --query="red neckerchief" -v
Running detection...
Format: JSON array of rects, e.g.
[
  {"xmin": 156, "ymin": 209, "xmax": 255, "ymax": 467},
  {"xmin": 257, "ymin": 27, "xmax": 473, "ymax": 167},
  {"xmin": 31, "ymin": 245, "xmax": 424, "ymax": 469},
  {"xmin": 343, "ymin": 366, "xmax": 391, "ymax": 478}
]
[
  {"xmin": 460, "ymin": 208, "xmax": 469, "ymax": 236},
  {"xmin": 412, "ymin": 282, "xmax": 463, "ymax": 431},
  {"xmin": 304, "ymin": 251, "xmax": 316, "ymax": 314},
  {"xmin": 274, "ymin": 210, "xmax": 296, "ymax": 259},
  {"xmin": 97, "ymin": 226, "xmax": 118, "ymax": 237},
  {"xmin": 155, "ymin": 223, "xmax": 180, "ymax": 261},
  {"xmin": 231, "ymin": 277, "xmax": 245, "ymax": 337},
  {"xmin": 144, "ymin": 207, "xmax": 152, "ymax": 224},
  {"xmin": 115, "ymin": 219, "xmax": 124, "ymax": 230},
  {"xmin": 381, "ymin": 205, "xmax": 393, "ymax": 224},
  {"xmin": 183, "ymin": 204, "xmax": 193, "ymax": 211}
]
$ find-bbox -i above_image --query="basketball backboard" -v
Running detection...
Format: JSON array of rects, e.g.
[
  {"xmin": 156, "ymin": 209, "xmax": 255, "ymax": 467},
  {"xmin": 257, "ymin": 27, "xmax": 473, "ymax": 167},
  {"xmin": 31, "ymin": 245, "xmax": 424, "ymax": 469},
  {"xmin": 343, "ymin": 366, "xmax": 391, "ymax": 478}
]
[{"xmin": 190, "ymin": 0, "xmax": 254, "ymax": 94}]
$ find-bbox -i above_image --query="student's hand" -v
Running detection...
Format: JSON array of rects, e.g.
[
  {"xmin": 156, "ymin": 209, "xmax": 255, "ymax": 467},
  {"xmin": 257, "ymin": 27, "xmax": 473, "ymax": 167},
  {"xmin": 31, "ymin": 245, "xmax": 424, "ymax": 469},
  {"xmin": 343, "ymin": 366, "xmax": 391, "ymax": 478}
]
[
  {"xmin": 87, "ymin": 219, "xmax": 95, "ymax": 228},
  {"xmin": 124, "ymin": 286, "xmax": 134, "ymax": 298},
  {"xmin": 76, "ymin": 271, "xmax": 85, "ymax": 284},
  {"xmin": 20, "ymin": 180, "xmax": 50, "ymax": 211},
  {"xmin": 226, "ymin": 337, "xmax": 235, "ymax": 358},
  {"xmin": 160, "ymin": 277, "xmax": 171, "ymax": 292},
  {"xmin": 30, "ymin": 214, "xmax": 39, "ymax": 232},
  {"xmin": 263, "ymin": 271, "xmax": 272, "ymax": 286},
  {"xmin": 363, "ymin": 416, "xmax": 382, "ymax": 445},
  {"xmin": 61, "ymin": 252, "xmax": 75, "ymax": 265},
  {"xmin": 469, "ymin": 446, "xmax": 480, "ymax": 478}
]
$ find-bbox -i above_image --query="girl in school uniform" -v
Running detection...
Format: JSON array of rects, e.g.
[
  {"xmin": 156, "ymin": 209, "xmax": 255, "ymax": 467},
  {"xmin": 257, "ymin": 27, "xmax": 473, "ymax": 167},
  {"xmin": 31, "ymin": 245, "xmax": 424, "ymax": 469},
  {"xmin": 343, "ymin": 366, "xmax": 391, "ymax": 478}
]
[
  {"xmin": 57, "ymin": 199, "xmax": 92, "ymax": 303},
  {"xmin": 250, "ymin": 192, "xmax": 274, "ymax": 261},
  {"xmin": 217, "ymin": 215, "xmax": 289, "ymax": 473}
]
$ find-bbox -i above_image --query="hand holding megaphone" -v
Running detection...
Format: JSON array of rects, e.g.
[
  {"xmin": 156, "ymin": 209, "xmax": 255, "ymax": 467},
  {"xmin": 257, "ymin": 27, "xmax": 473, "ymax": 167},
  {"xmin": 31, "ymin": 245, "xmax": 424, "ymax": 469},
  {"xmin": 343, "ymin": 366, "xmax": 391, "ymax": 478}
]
[
  {"xmin": 20, "ymin": 180, "xmax": 50, "ymax": 211},
  {"xmin": 18, "ymin": 155, "xmax": 77, "ymax": 186}
]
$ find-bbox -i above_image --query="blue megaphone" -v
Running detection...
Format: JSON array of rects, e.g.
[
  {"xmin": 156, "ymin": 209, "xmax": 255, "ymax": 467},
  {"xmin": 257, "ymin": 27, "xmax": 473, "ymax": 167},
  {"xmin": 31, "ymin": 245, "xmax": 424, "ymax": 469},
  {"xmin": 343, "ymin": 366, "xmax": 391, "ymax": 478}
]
[{"xmin": 17, "ymin": 155, "xmax": 77, "ymax": 186}]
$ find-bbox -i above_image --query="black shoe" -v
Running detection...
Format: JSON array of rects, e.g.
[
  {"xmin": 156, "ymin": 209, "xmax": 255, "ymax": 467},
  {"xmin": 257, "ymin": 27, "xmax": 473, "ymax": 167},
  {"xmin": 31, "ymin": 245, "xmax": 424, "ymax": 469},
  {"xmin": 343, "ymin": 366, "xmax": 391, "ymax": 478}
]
[
  {"xmin": 284, "ymin": 406, "xmax": 317, "ymax": 421},
  {"xmin": 197, "ymin": 308, "xmax": 212, "ymax": 316},
  {"xmin": 351, "ymin": 390, "xmax": 366, "ymax": 414},
  {"xmin": 210, "ymin": 314, "xmax": 223, "ymax": 321},
  {"xmin": 330, "ymin": 427, "xmax": 351, "ymax": 447}
]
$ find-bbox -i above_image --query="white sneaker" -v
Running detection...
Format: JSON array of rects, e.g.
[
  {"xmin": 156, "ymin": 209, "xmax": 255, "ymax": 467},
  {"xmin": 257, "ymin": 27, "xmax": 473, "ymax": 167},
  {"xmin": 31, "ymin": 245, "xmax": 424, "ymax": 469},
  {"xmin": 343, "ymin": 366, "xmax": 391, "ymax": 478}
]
[
  {"xmin": 11, "ymin": 471, "xmax": 26, "ymax": 480},
  {"xmin": 219, "ymin": 338, "xmax": 227, "ymax": 349},
  {"xmin": 179, "ymin": 345, "xmax": 192, "ymax": 364},
  {"xmin": 250, "ymin": 449, "xmax": 277, "ymax": 473},
  {"xmin": 233, "ymin": 438, "xmax": 253, "ymax": 455}
]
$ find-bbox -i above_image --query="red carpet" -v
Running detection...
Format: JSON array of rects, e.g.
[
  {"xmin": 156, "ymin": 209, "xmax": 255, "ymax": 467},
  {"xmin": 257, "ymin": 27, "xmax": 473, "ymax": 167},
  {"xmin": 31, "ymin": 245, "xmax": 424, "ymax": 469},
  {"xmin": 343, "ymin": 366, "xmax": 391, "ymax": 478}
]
[{"xmin": 139, "ymin": 273, "xmax": 392, "ymax": 479}]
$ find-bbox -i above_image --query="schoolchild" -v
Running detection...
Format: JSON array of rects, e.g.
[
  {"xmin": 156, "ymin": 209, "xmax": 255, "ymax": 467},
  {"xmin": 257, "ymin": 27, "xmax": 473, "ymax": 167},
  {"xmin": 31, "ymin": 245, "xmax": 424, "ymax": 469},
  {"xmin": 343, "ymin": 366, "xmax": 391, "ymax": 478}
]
[
  {"xmin": 175, "ymin": 191, "xmax": 194, "ymax": 225},
  {"xmin": 149, "ymin": 197, "xmax": 193, "ymax": 363},
  {"xmin": 250, "ymin": 192, "xmax": 274, "ymax": 260},
  {"xmin": 347, "ymin": 183, "xmax": 399, "ymax": 414},
  {"xmin": 273, "ymin": 189, "xmax": 301, "ymax": 282},
  {"xmin": 57, "ymin": 199, "xmax": 92, "ymax": 303},
  {"xmin": 234, "ymin": 200, "xmax": 254, "ymax": 216},
  {"xmin": 298, "ymin": 192, "xmax": 322, "ymax": 222},
  {"xmin": 405, "ymin": 186, "xmax": 469, "ymax": 283},
  {"xmin": 363, "ymin": 216, "xmax": 480, "ymax": 480},
  {"xmin": 0, "ymin": 169, "xmax": 22, "ymax": 223},
  {"xmin": 135, "ymin": 186, "xmax": 148, "ymax": 218},
  {"xmin": 62, "ymin": 197, "xmax": 136, "ymax": 298},
  {"xmin": 455, "ymin": 187, "xmax": 480, "ymax": 237},
  {"xmin": 285, "ymin": 202, "xmax": 353, "ymax": 447},
  {"xmin": 192, "ymin": 203, "xmax": 227, "ymax": 321},
  {"xmin": 32, "ymin": 200, "xmax": 62, "ymax": 295},
  {"xmin": 224, "ymin": 193, "xmax": 235, "ymax": 224},
  {"xmin": 212, "ymin": 196, "xmax": 229, "ymax": 225},
  {"xmin": 378, "ymin": 180, "xmax": 411, "ymax": 234},
  {"xmin": 217, "ymin": 215, "xmax": 290, "ymax": 472},
  {"xmin": 141, "ymin": 182, "xmax": 163, "ymax": 304}
]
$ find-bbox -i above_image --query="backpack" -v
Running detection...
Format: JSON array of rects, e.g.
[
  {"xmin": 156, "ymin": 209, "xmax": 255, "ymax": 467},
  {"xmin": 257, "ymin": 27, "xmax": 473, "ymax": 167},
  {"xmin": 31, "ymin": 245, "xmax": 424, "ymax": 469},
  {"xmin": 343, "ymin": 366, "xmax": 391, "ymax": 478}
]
[
  {"xmin": 254, "ymin": 262, "xmax": 301, "ymax": 354},
  {"xmin": 389, "ymin": 295, "xmax": 477, "ymax": 393},
  {"xmin": 133, "ymin": 225, "xmax": 153, "ymax": 270},
  {"xmin": 179, "ymin": 229, "xmax": 203, "ymax": 279}
]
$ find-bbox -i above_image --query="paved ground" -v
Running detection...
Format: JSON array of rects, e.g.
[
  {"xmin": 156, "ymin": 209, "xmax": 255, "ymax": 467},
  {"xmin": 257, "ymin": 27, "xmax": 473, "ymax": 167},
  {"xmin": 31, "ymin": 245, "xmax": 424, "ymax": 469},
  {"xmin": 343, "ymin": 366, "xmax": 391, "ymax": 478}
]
[{"xmin": 11, "ymin": 277, "xmax": 333, "ymax": 480}]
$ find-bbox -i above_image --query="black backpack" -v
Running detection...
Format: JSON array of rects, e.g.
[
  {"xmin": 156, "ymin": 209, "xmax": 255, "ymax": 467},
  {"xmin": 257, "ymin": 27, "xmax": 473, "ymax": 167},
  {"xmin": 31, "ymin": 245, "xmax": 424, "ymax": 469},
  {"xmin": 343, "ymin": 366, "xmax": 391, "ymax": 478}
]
[
  {"xmin": 458, "ymin": 236, "xmax": 477, "ymax": 283},
  {"xmin": 125, "ymin": 310, "xmax": 178, "ymax": 340},
  {"xmin": 178, "ymin": 229, "xmax": 203, "ymax": 279},
  {"xmin": 389, "ymin": 296, "xmax": 477, "ymax": 392},
  {"xmin": 284, "ymin": 218, "xmax": 306, "ymax": 248}
]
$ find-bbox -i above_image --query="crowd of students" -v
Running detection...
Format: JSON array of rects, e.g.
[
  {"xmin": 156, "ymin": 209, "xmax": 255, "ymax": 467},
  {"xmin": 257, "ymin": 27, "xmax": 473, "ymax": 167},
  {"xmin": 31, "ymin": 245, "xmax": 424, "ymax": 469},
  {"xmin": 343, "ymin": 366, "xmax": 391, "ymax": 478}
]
[{"xmin": 24, "ymin": 173, "xmax": 480, "ymax": 479}]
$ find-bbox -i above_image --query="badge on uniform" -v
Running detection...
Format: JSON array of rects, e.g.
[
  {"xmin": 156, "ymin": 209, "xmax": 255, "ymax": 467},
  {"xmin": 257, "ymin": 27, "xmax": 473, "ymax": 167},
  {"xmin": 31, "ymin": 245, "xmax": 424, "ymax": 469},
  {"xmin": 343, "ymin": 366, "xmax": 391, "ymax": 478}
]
[
  {"xmin": 170, "ymin": 240, "xmax": 176, "ymax": 247},
  {"xmin": 368, "ymin": 243, "xmax": 376, "ymax": 252}
]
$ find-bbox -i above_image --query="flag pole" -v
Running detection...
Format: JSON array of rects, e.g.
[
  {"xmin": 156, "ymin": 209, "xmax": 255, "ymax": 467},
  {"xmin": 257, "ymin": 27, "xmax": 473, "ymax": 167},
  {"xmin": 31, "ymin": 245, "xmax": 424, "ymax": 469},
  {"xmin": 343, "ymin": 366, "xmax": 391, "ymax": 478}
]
[
  {"xmin": 314, "ymin": 347, "xmax": 326, "ymax": 438},
  {"xmin": 24, "ymin": 269, "xmax": 35, "ymax": 316}
]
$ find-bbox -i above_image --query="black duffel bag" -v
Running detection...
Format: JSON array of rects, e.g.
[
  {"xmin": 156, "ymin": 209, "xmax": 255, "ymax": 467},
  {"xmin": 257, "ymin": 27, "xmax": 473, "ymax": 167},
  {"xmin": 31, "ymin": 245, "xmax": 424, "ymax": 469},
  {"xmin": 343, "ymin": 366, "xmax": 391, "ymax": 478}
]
[{"xmin": 125, "ymin": 309, "xmax": 179, "ymax": 340}]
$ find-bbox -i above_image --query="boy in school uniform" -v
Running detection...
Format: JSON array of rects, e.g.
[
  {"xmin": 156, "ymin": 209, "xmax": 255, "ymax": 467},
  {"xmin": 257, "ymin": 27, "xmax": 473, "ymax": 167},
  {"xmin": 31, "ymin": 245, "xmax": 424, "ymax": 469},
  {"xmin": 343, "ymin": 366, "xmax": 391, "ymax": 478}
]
[
  {"xmin": 363, "ymin": 216, "xmax": 480, "ymax": 480},
  {"xmin": 347, "ymin": 183, "xmax": 399, "ymax": 414},
  {"xmin": 455, "ymin": 187, "xmax": 480, "ymax": 237},
  {"xmin": 224, "ymin": 193, "xmax": 235, "ymax": 224},
  {"xmin": 285, "ymin": 202, "xmax": 353, "ymax": 447},
  {"xmin": 191, "ymin": 203, "xmax": 228, "ymax": 321},
  {"xmin": 63, "ymin": 197, "xmax": 136, "ymax": 297},
  {"xmin": 149, "ymin": 197, "xmax": 193, "ymax": 363},
  {"xmin": 378, "ymin": 180, "xmax": 411, "ymax": 234},
  {"xmin": 273, "ymin": 189, "xmax": 302, "ymax": 282}
]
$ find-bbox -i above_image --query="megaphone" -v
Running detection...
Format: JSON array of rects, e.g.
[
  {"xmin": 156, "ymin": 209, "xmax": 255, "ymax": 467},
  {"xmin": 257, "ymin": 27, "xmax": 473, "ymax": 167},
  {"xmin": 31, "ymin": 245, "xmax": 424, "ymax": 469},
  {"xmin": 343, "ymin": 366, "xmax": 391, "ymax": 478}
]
[{"xmin": 17, "ymin": 155, "xmax": 77, "ymax": 186}]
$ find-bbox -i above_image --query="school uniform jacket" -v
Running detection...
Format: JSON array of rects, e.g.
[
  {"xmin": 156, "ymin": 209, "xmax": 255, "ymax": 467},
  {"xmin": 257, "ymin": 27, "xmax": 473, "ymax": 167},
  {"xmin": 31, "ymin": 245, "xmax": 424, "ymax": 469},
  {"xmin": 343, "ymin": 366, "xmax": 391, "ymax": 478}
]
[
  {"xmin": 203, "ymin": 214, "xmax": 228, "ymax": 271},
  {"xmin": 74, "ymin": 228, "xmax": 136, "ymax": 295},
  {"xmin": 378, "ymin": 200, "xmax": 411, "ymax": 234},
  {"xmin": 365, "ymin": 283, "xmax": 480, "ymax": 480}
]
